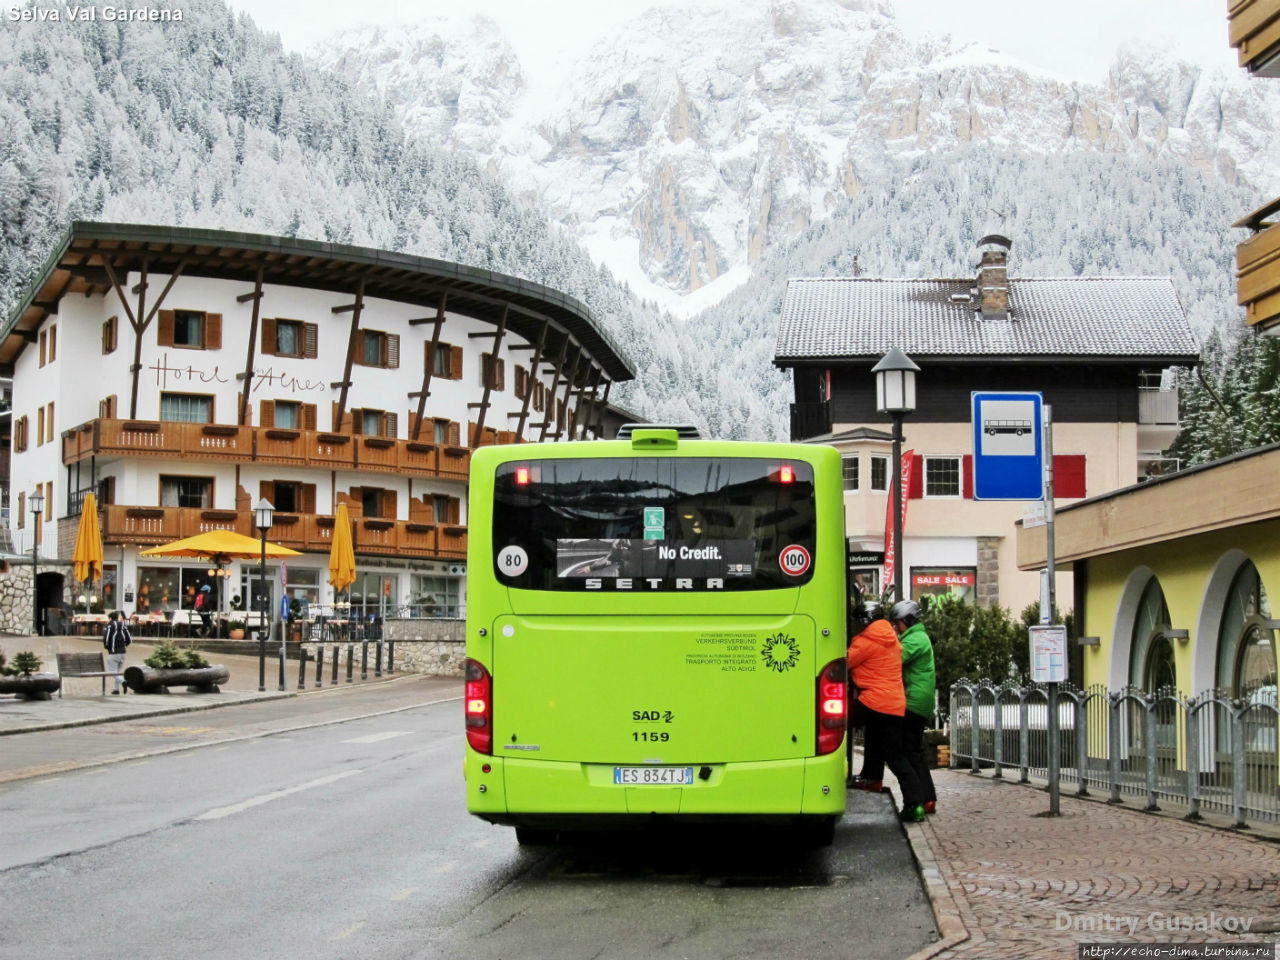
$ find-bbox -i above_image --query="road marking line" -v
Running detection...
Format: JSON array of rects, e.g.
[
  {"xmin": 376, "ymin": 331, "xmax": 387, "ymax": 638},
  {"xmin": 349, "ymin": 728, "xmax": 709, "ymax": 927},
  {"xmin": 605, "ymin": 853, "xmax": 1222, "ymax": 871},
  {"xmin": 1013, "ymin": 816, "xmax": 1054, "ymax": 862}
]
[
  {"xmin": 392, "ymin": 887, "xmax": 419, "ymax": 901},
  {"xmin": 195, "ymin": 769, "xmax": 363, "ymax": 821},
  {"xmin": 333, "ymin": 922, "xmax": 365, "ymax": 940},
  {"xmin": 341, "ymin": 730, "xmax": 413, "ymax": 744}
]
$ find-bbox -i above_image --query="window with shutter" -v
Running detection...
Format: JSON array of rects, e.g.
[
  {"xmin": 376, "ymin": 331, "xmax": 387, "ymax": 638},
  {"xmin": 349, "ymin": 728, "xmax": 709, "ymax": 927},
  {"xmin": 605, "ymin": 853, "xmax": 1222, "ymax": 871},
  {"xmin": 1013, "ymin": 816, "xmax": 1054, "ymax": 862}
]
[
  {"xmin": 204, "ymin": 313, "xmax": 222, "ymax": 350},
  {"xmin": 158, "ymin": 309, "xmax": 175, "ymax": 346},
  {"xmin": 38, "ymin": 330, "xmax": 46, "ymax": 367},
  {"xmin": 48, "ymin": 325, "xmax": 56, "ymax": 362},
  {"xmin": 447, "ymin": 421, "xmax": 460, "ymax": 446},
  {"xmin": 260, "ymin": 400, "xmax": 276, "ymax": 429},
  {"xmin": 301, "ymin": 403, "xmax": 317, "ymax": 430},
  {"xmin": 45, "ymin": 402, "xmax": 53, "ymax": 444},
  {"xmin": 301, "ymin": 484, "xmax": 316, "ymax": 514},
  {"xmin": 14, "ymin": 416, "xmax": 26, "ymax": 453},
  {"xmin": 37, "ymin": 406, "xmax": 44, "ymax": 447},
  {"xmin": 449, "ymin": 345, "xmax": 463, "ymax": 380},
  {"xmin": 173, "ymin": 310, "xmax": 204, "ymax": 348},
  {"xmin": 102, "ymin": 315, "xmax": 118, "ymax": 354},
  {"xmin": 383, "ymin": 333, "xmax": 399, "ymax": 369},
  {"xmin": 432, "ymin": 495, "xmax": 448, "ymax": 523},
  {"xmin": 100, "ymin": 395, "xmax": 117, "ymax": 419},
  {"xmin": 303, "ymin": 322, "xmax": 318, "ymax": 359},
  {"xmin": 262, "ymin": 317, "xmax": 279, "ymax": 354},
  {"xmin": 382, "ymin": 412, "xmax": 398, "ymax": 439}
]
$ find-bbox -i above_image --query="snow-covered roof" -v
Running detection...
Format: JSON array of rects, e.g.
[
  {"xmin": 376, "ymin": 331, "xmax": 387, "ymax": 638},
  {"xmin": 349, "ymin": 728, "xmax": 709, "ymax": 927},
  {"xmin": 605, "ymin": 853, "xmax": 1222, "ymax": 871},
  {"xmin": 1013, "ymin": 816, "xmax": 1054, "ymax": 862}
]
[{"xmin": 775, "ymin": 276, "xmax": 1200, "ymax": 363}]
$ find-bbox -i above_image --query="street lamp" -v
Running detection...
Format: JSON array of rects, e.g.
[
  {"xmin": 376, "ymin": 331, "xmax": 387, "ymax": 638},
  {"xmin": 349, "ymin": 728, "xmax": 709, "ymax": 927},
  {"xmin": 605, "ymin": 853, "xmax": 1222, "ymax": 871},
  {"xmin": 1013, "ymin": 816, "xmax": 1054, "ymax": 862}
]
[
  {"xmin": 29, "ymin": 488, "xmax": 44, "ymax": 636},
  {"xmin": 871, "ymin": 347, "xmax": 919, "ymax": 604},
  {"xmin": 254, "ymin": 498, "xmax": 275, "ymax": 691}
]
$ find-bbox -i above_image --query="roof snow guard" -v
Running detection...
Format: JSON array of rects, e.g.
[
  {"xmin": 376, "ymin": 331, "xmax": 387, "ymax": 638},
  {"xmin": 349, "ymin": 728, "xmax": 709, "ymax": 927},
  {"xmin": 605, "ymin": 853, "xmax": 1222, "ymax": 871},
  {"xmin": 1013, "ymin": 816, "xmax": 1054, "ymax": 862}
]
[
  {"xmin": 774, "ymin": 276, "xmax": 1199, "ymax": 365},
  {"xmin": 1, "ymin": 222, "xmax": 634, "ymax": 382}
]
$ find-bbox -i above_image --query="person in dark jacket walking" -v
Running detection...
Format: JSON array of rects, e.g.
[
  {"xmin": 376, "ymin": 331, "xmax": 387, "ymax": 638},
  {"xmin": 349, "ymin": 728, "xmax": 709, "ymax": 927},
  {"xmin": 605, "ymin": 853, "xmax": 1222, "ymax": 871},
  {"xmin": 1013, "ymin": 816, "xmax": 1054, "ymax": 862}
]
[
  {"xmin": 846, "ymin": 602, "xmax": 926, "ymax": 822},
  {"xmin": 103, "ymin": 610, "xmax": 132, "ymax": 694}
]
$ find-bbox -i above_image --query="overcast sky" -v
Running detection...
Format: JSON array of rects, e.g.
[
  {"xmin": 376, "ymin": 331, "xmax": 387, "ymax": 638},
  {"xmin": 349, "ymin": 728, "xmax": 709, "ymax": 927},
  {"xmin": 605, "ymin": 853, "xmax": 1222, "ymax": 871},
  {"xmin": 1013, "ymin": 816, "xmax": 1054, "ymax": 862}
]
[{"xmin": 228, "ymin": 0, "xmax": 1238, "ymax": 84}]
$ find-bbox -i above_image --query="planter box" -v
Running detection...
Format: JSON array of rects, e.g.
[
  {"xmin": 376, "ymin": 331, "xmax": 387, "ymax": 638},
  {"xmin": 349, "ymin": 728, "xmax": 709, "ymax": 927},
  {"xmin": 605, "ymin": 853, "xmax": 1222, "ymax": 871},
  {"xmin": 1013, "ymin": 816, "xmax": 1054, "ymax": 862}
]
[
  {"xmin": 0, "ymin": 673, "xmax": 61, "ymax": 700},
  {"xmin": 123, "ymin": 664, "xmax": 230, "ymax": 694}
]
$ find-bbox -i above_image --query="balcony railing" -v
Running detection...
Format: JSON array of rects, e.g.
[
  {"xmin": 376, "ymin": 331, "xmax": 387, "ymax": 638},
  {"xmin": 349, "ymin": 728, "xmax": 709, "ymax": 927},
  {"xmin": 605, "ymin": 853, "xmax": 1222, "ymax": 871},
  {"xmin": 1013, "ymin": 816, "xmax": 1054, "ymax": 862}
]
[
  {"xmin": 63, "ymin": 418, "xmax": 475, "ymax": 480},
  {"xmin": 1138, "ymin": 387, "xmax": 1179, "ymax": 425},
  {"xmin": 101, "ymin": 505, "xmax": 466, "ymax": 560},
  {"xmin": 789, "ymin": 401, "xmax": 832, "ymax": 441}
]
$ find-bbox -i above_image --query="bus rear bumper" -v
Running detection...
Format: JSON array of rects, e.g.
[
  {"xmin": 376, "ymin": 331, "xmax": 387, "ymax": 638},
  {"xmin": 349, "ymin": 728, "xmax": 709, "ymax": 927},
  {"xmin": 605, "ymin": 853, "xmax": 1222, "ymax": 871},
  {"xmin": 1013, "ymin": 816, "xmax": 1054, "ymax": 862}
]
[{"xmin": 466, "ymin": 751, "xmax": 845, "ymax": 819}]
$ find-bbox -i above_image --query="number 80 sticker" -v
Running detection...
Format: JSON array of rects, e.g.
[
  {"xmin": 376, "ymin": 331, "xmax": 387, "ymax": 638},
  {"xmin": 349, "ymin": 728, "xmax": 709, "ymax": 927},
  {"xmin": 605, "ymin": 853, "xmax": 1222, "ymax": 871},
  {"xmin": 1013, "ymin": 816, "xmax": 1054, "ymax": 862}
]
[
  {"xmin": 779, "ymin": 544, "xmax": 811, "ymax": 577},
  {"xmin": 496, "ymin": 545, "xmax": 529, "ymax": 578}
]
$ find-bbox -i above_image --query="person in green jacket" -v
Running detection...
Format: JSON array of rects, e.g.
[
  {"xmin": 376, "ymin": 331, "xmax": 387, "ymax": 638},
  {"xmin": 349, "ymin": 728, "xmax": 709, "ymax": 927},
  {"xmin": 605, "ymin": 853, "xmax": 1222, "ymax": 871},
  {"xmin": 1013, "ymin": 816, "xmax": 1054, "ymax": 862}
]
[{"xmin": 860, "ymin": 600, "xmax": 938, "ymax": 814}]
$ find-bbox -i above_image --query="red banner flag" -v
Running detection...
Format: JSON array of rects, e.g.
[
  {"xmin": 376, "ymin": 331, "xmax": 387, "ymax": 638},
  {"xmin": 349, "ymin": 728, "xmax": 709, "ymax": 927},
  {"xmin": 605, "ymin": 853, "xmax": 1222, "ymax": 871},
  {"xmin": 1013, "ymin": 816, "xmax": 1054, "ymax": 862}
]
[{"xmin": 882, "ymin": 449, "xmax": 914, "ymax": 598}]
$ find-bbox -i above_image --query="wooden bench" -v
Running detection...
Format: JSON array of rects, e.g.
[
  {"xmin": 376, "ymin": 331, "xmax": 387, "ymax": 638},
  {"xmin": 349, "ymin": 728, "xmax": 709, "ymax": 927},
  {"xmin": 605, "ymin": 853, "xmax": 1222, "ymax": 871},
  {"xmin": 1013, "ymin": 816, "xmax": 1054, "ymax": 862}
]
[{"xmin": 56, "ymin": 651, "xmax": 123, "ymax": 697}]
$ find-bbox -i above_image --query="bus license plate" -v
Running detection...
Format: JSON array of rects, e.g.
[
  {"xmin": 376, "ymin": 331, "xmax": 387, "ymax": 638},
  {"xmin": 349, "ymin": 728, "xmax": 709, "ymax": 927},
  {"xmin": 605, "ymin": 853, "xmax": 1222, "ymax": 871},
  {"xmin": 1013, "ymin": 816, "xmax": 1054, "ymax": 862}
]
[{"xmin": 613, "ymin": 766, "xmax": 694, "ymax": 785}]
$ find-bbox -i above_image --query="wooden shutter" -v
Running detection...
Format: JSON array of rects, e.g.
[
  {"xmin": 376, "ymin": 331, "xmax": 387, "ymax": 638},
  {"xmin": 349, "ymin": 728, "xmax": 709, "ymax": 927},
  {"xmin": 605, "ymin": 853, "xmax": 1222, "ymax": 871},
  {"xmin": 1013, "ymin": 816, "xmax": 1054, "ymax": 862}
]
[
  {"xmin": 48, "ymin": 326, "xmax": 55, "ymax": 362},
  {"xmin": 1054, "ymin": 455, "xmax": 1086, "ymax": 498},
  {"xmin": 38, "ymin": 330, "xmax": 45, "ymax": 367},
  {"xmin": 260, "ymin": 400, "xmax": 275, "ymax": 428},
  {"xmin": 383, "ymin": 333, "xmax": 400, "ymax": 369},
  {"xmin": 157, "ymin": 310, "xmax": 175, "ymax": 347},
  {"xmin": 425, "ymin": 341, "xmax": 436, "ymax": 372},
  {"xmin": 448, "ymin": 497, "xmax": 460, "ymax": 524},
  {"xmin": 301, "ymin": 484, "xmax": 316, "ymax": 514},
  {"xmin": 962, "ymin": 454, "xmax": 973, "ymax": 499},
  {"xmin": 382, "ymin": 412, "xmax": 398, "ymax": 439},
  {"xmin": 100, "ymin": 395, "xmax": 117, "ymax": 419},
  {"xmin": 908, "ymin": 454, "xmax": 924, "ymax": 499},
  {"xmin": 303, "ymin": 323, "xmax": 318, "ymax": 358},
  {"xmin": 481, "ymin": 353, "xmax": 492, "ymax": 388},
  {"xmin": 447, "ymin": 420, "xmax": 460, "ymax": 446},
  {"xmin": 382, "ymin": 490, "xmax": 398, "ymax": 519},
  {"xmin": 102, "ymin": 315, "xmax": 117, "ymax": 354},
  {"xmin": 37, "ymin": 407, "xmax": 44, "ymax": 447},
  {"xmin": 17, "ymin": 492, "xmax": 23, "ymax": 528},
  {"xmin": 259, "ymin": 480, "xmax": 274, "ymax": 504},
  {"xmin": 262, "ymin": 317, "xmax": 278, "ymax": 354},
  {"xmin": 46, "ymin": 402, "xmax": 53, "ymax": 444},
  {"xmin": 301, "ymin": 404, "xmax": 317, "ymax": 430},
  {"xmin": 350, "ymin": 408, "xmax": 364, "ymax": 435},
  {"xmin": 205, "ymin": 313, "xmax": 222, "ymax": 350},
  {"xmin": 449, "ymin": 345, "xmax": 463, "ymax": 380}
]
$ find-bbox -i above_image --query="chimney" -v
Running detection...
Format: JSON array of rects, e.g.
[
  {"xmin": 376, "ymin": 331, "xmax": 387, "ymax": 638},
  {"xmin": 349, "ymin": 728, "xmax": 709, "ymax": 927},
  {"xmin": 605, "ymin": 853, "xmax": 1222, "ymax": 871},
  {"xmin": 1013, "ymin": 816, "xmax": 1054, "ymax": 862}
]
[{"xmin": 976, "ymin": 234, "xmax": 1012, "ymax": 320}]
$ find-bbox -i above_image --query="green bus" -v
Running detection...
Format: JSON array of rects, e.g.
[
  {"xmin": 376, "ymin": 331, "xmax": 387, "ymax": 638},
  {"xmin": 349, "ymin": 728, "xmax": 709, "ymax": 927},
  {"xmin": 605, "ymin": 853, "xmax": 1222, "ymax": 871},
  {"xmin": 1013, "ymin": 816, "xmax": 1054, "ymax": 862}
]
[{"xmin": 464, "ymin": 426, "xmax": 848, "ymax": 844}]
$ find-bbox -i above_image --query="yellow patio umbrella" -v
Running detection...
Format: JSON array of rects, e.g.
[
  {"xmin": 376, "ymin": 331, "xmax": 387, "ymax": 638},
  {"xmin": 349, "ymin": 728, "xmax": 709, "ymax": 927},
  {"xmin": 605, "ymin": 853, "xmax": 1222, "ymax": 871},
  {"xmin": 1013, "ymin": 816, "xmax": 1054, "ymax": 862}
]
[
  {"xmin": 328, "ymin": 502, "xmax": 356, "ymax": 592},
  {"xmin": 140, "ymin": 528, "xmax": 302, "ymax": 561},
  {"xmin": 72, "ymin": 492, "xmax": 104, "ymax": 586}
]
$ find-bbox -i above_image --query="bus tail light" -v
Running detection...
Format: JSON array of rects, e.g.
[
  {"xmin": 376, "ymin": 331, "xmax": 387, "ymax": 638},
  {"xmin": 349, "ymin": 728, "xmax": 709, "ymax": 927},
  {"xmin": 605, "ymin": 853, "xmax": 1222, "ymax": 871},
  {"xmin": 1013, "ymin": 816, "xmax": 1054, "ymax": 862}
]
[
  {"xmin": 779, "ymin": 463, "xmax": 794, "ymax": 483},
  {"xmin": 816, "ymin": 658, "xmax": 847, "ymax": 756},
  {"xmin": 465, "ymin": 658, "xmax": 493, "ymax": 755}
]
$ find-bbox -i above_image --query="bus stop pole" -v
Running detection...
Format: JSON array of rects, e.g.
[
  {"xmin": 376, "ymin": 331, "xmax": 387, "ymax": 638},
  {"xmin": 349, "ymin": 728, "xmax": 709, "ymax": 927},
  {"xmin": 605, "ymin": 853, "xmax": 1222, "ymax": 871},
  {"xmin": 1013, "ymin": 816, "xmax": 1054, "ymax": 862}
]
[{"xmin": 1043, "ymin": 404, "xmax": 1060, "ymax": 817}]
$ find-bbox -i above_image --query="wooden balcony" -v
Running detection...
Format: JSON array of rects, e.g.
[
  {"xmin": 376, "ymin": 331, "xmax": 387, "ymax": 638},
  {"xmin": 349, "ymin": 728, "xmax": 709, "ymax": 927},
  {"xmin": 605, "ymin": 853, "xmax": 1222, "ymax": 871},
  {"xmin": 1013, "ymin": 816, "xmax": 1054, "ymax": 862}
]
[
  {"xmin": 1229, "ymin": 0, "xmax": 1280, "ymax": 74},
  {"xmin": 1234, "ymin": 197, "xmax": 1280, "ymax": 332},
  {"xmin": 102, "ymin": 504, "xmax": 466, "ymax": 560},
  {"xmin": 63, "ymin": 418, "xmax": 476, "ymax": 480}
]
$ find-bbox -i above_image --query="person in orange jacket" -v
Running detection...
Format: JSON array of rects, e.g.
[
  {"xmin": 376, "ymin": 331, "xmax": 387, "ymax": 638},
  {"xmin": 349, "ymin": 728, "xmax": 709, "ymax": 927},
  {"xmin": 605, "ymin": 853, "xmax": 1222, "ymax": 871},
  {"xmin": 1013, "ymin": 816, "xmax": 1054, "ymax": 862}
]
[{"xmin": 846, "ymin": 601, "xmax": 926, "ymax": 822}]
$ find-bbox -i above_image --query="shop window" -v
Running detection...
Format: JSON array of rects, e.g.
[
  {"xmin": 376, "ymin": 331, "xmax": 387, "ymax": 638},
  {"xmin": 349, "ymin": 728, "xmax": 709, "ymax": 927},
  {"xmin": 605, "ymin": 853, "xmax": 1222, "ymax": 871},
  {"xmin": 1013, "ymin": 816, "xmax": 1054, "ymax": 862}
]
[
  {"xmin": 910, "ymin": 568, "xmax": 976, "ymax": 604},
  {"xmin": 410, "ymin": 574, "xmax": 461, "ymax": 618}
]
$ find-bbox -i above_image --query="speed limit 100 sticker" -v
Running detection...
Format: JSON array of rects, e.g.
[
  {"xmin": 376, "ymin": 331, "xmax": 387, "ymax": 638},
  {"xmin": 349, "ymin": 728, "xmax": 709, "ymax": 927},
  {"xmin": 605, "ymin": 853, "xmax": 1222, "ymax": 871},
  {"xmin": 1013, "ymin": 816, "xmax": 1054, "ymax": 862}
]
[
  {"xmin": 779, "ymin": 544, "xmax": 811, "ymax": 577},
  {"xmin": 496, "ymin": 545, "xmax": 529, "ymax": 578}
]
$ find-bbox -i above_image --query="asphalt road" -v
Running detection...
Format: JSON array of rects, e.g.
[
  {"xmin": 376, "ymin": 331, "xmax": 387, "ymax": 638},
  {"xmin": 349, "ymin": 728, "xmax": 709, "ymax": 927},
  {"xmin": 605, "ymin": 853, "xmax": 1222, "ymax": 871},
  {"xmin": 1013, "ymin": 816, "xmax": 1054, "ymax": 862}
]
[{"xmin": 0, "ymin": 692, "xmax": 936, "ymax": 960}]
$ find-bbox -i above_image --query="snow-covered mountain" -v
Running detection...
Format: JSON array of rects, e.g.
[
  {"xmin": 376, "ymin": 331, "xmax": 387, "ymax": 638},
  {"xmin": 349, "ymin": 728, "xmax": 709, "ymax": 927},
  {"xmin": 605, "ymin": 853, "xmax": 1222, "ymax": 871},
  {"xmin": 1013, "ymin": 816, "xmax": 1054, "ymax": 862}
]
[{"xmin": 311, "ymin": 0, "xmax": 1280, "ymax": 315}]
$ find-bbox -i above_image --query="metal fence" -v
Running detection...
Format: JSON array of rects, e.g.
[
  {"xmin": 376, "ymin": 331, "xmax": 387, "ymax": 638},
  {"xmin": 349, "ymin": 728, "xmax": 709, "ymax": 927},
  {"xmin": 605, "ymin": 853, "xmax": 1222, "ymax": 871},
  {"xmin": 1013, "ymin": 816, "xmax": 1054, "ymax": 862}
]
[{"xmin": 949, "ymin": 680, "xmax": 1280, "ymax": 829}]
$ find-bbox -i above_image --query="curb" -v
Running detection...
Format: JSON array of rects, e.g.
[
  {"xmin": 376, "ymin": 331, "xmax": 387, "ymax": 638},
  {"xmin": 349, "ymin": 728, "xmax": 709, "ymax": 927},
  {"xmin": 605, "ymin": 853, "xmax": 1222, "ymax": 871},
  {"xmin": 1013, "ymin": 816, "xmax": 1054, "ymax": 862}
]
[{"xmin": 899, "ymin": 808, "xmax": 972, "ymax": 960}]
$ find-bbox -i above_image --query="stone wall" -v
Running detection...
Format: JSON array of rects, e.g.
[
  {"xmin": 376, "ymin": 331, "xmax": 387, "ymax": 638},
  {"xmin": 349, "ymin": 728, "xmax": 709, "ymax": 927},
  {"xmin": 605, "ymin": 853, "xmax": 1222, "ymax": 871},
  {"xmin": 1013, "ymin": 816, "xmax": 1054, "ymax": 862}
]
[
  {"xmin": 976, "ymin": 536, "xmax": 1001, "ymax": 608},
  {"xmin": 303, "ymin": 618, "xmax": 466, "ymax": 678},
  {"xmin": 0, "ymin": 562, "xmax": 37, "ymax": 636}
]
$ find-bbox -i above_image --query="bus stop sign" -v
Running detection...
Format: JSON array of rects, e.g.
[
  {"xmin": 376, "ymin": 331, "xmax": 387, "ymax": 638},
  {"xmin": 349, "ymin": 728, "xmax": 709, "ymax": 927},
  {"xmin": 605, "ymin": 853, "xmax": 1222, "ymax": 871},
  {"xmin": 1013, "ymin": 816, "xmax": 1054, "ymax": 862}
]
[{"xmin": 971, "ymin": 392, "xmax": 1044, "ymax": 500}]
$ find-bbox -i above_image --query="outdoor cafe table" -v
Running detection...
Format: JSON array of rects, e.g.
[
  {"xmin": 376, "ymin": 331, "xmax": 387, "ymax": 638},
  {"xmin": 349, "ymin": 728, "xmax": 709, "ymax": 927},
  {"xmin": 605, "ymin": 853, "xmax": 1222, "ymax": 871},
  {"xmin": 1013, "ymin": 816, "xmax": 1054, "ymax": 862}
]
[{"xmin": 71, "ymin": 613, "xmax": 109, "ymax": 636}]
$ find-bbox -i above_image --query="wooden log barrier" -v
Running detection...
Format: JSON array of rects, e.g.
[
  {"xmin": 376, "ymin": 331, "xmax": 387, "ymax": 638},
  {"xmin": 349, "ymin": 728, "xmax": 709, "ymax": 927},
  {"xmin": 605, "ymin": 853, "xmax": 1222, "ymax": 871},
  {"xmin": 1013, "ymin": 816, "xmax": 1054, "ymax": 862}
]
[
  {"xmin": 0, "ymin": 673, "xmax": 62, "ymax": 700},
  {"xmin": 123, "ymin": 665, "xmax": 230, "ymax": 694}
]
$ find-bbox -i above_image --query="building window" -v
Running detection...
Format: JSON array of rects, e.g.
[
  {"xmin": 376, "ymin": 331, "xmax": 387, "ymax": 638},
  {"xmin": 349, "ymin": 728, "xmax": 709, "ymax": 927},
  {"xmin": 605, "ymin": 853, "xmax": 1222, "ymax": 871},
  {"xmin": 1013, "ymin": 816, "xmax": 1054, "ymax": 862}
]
[
  {"xmin": 351, "ymin": 408, "xmax": 396, "ymax": 438},
  {"xmin": 14, "ymin": 415, "xmax": 27, "ymax": 453},
  {"xmin": 100, "ymin": 395, "xmax": 117, "ymax": 420},
  {"xmin": 433, "ymin": 419, "xmax": 448, "ymax": 445},
  {"xmin": 262, "ymin": 318, "xmax": 317, "ymax": 358},
  {"xmin": 514, "ymin": 365, "xmax": 530, "ymax": 400},
  {"xmin": 274, "ymin": 401, "xmax": 300, "ymax": 429},
  {"xmin": 870, "ymin": 455, "xmax": 889, "ymax": 492},
  {"xmin": 48, "ymin": 325, "xmax": 56, "ymax": 363},
  {"xmin": 36, "ymin": 406, "xmax": 44, "ymax": 447},
  {"xmin": 160, "ymin": 393, "xmax": 213, "ymax": 423},
  {"xmin": 357, "ymin": 330, "xmax": 399, "ymax": 369},
  {"xmin": 1217, "ymin": 561, "xmax": 1276, "ymax": 698},
  {"xmin": 160, "ymin": 475, "xmax": 212, "ymax": 509},
  {"xmin": 38, "ymin": 329, "xmax": 46, "ymax": 367},
  {"xmin": 44, "ymin": 402, "xmax": 53, "ymax": 444},
  {"xmin": 923, "ymin": 456, "xmax": 961, "ymax": 498},
  {"xmin": 102, "ymin": 315, "xmax": 118, "ymax": 354},
  {"xmin": 1127, "ymin": 577, "xmax": 1172, "ymax": 691},
  {"xmin": 842, "ymin": 456, "xmax": 859, "ymax": 491},
  {"xmin": 158, "ymin": 310, "xmax": 222, "ymax": 350}
]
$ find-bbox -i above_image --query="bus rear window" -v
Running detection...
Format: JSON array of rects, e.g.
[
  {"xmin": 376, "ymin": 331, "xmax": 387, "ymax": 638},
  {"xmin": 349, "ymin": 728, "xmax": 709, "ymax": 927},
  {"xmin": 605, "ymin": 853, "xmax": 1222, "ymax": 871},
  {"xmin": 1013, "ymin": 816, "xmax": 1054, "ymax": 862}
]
[{"xmin": 492, "ymin": 457, "xmax": 816, "ymax": 591}]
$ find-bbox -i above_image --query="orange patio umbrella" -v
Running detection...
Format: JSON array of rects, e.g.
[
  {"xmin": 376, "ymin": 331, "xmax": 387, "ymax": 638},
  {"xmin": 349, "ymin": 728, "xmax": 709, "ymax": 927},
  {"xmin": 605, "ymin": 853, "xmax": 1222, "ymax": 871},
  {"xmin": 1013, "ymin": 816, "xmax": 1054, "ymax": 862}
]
[
  {"xmin": 72, "ymin": 492, "xmax": 104, "ymax": 587},
  {"xmin": 328, "ymin": 502, "xmax": 356, "ymax": 593}
]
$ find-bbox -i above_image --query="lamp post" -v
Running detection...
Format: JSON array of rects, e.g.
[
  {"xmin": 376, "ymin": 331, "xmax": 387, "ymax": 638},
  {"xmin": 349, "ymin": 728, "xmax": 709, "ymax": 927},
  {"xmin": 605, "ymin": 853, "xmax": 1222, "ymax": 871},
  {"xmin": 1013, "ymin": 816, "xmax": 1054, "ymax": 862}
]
[
  {"xmin": 254, "ymin": 498, "xmax": 275, "ymax": 691},
  {"xmin": 29, "ymin": 488, "xmax": 44, "ymax": 636},
  {"xmin": 871, "ymin": 347, "xmax": 919, "ymax": 604}
]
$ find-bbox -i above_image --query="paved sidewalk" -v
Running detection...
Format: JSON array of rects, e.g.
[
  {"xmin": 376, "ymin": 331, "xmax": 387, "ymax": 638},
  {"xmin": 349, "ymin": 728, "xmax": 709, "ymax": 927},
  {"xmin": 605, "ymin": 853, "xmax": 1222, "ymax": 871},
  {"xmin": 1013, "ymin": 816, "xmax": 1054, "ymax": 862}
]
[
  {"xmin": 0, "ymin": 633, "xmax": 410, "ymax": 735},
  {"xmin": 903, "ymin": 769, "xmax": 1280, "ymax": 960}
]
